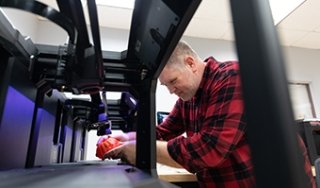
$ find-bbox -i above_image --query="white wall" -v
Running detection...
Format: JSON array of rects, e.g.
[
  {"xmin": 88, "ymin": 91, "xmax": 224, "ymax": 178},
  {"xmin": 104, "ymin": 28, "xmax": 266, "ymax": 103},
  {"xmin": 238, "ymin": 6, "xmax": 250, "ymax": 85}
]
[
  {"xmin": 34, "ymin": 20, "xmax": 69, "ymax": 46},
  {"xmin": 1, "ymin": 8, "xmax": 39, "ymax": 41},
  {"xmin": 283, "ymin": 47, "xmax": 320, "ymax": 117}
]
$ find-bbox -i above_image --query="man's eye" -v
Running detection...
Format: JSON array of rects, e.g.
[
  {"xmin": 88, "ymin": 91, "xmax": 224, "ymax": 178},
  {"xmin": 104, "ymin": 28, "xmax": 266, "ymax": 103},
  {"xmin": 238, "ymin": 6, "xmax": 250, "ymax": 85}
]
[{"xmin": 170, "ymin": 79, "xmax": 177, "ymax": 84}]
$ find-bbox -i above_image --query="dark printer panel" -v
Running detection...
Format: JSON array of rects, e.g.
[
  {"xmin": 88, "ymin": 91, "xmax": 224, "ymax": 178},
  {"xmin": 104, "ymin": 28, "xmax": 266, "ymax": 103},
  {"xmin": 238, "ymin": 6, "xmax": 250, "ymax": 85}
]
[
  {"xmin": 127, "ymin": 0, "xmax": 201, "ymax": 78},
  {"xmin": 0, "ymin": 86, "xmax": 35, "ymax": 169},
  {"xmin": 0, "ymin": 56, "xmax": 37, "ymax": 169},
  {"xmin": 297, "ymin": 120, "xmax": 320, "ymax": 165},
  {"xmin": 0, "ymin": 55, "xmax": 72, "ymax": 169}
]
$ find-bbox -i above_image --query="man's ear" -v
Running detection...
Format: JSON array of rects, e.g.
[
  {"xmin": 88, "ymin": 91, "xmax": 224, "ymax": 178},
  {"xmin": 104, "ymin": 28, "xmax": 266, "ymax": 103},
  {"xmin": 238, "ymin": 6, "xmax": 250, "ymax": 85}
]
[{"xmin": 184, "ymin": 56, "xmax": 196, "ymax": 71}]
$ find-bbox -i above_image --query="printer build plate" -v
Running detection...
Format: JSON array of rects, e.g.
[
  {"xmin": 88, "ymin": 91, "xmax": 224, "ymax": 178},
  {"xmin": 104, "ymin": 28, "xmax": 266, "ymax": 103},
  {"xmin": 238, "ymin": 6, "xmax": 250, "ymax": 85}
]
[{"xmin": 0, "ymin": 160, "xmax": 177, "ymax": 188}]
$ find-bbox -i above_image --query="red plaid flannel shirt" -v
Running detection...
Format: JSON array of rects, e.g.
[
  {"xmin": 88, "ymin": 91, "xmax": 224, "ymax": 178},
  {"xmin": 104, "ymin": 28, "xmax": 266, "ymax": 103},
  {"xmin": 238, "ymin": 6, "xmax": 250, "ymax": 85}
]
[{"xmin": 156, "ymin": 57, "xmax": 315, "ymax": 188}]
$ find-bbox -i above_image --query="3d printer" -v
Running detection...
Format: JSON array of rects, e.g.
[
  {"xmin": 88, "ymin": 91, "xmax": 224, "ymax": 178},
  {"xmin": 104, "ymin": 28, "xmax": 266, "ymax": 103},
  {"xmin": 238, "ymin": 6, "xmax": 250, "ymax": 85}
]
[{"xmin": 0, "ymin": 0, "xmax": 200, "ymax": 187}]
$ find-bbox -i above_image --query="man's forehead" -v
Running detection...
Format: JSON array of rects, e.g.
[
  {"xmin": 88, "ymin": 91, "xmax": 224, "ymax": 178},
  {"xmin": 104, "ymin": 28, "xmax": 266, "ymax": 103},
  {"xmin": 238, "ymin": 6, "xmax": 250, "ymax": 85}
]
[{"xmin": 159, "ymin": 68, "xmax": 176, "ymax": 83}]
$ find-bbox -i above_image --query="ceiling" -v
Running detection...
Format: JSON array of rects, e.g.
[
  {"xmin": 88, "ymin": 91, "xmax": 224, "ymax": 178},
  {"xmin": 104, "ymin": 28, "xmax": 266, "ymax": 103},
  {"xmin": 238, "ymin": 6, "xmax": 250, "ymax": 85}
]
[{"xmin": 38, "ymin": 0, "xmax": 320, "ymax": 50}]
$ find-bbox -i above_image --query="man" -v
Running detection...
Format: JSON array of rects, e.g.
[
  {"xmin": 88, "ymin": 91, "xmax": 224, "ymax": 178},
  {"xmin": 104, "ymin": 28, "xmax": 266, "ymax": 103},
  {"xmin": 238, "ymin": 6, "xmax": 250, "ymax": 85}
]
[{"xmin": 98, "ymin": 41, "xmax": 315, "ymax": 188}]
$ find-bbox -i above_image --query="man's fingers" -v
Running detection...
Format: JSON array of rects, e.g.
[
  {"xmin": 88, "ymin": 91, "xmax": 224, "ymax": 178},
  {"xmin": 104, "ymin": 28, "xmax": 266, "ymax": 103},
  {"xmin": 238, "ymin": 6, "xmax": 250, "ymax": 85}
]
[
  {"xmin": 97, "ymin": 135, "xmax": 109, "ymax": 145},
  {"xmin": 103, "ymin": 147, "xmax": 121, "ymax": 159}
]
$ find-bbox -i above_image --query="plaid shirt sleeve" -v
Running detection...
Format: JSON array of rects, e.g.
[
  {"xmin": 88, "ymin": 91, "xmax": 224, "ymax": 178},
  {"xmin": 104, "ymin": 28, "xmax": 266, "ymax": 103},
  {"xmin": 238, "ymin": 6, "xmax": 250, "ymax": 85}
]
[
  {"xmin": 156, "ymin": 100, "xmax": 186, "ymax": 141},
  {"xmin": 298, "ymin": 135, "xmax": 317, "ymax": 188},
  {"xmin": 165, "ymin": 61, "xmax": 249, "ymax": 173}
]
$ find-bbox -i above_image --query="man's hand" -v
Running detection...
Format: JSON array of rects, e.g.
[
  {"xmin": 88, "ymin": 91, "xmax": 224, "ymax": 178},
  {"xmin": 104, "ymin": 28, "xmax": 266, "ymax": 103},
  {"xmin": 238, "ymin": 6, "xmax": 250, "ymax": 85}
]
[
  {"xmin": 97, "ymin": 133, "xmax": 129, "ymax": 145},
  {"xmin": 104, "ymin": 140, "xmax": 136, "ymax": 165},
  {"xmin": 97, "ymin": 132, "xmax": 136, "ymax": 145},
  {"xmin": 96, "ymin": 137, "xmax": 122, "ymax": 159}
]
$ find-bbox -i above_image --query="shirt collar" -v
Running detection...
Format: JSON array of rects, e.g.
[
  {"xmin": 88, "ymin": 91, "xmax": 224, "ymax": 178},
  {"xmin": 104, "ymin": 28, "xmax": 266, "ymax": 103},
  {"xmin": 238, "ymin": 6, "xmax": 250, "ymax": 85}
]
[{"xmin": 192, "ymin": 56, "xmax": 217, "ymax": 103}]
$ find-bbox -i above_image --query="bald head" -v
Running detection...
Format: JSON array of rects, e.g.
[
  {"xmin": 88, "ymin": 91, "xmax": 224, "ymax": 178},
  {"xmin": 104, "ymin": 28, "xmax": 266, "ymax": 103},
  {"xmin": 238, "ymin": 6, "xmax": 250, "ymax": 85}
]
[
  {"xmin": 166, "ymin": 41, "xmax": 201, "ymax": 69},
  {"xmin": 159, "ymin": 41, "xmax": 206, "ymax": 101}
]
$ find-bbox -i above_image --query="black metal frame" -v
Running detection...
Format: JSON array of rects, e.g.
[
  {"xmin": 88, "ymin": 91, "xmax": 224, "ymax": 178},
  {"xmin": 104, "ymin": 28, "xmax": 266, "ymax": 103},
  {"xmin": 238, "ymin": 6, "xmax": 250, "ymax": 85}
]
[{"xmin": 230, "ymin": 0, "xmax": 309, "ymax": 187}]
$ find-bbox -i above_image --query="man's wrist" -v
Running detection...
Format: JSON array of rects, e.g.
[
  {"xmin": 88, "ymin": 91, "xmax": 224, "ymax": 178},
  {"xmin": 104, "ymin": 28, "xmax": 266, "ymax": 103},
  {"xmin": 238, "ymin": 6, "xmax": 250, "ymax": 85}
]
[{"xmin": 127, "ymin": 132, "xmax": 137, "ymax": 141}]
